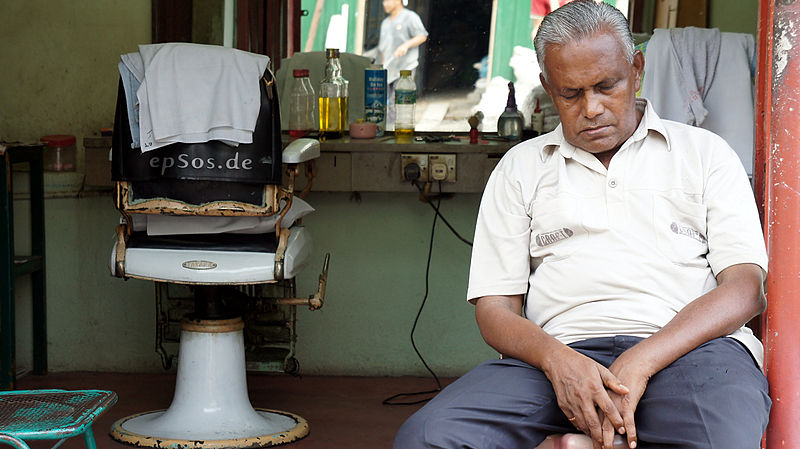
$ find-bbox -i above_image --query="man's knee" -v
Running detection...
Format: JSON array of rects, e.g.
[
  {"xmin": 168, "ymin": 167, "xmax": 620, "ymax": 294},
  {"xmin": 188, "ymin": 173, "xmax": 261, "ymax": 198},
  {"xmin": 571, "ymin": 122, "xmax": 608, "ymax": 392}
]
[
  {"xmin": 393, "ymin": 409, "xmax": 453, "ymax": 449},
  {"xmin": 637, "ymin": 338, "xmax": 771, "ymax": 447}
]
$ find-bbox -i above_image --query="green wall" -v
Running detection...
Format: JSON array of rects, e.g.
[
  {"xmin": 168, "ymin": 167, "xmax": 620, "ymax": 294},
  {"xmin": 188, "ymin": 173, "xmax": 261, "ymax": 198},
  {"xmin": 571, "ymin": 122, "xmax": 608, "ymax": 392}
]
[
  {"xmin": 0, "ymin": 1, "xmax": 148, "ymax": 146},
  {"xmin": 295, "ymin": 192, "xmax": 493, "ymax": 375},
  {"xmin": 709, "ymin": 0, "xmax": 759, "ymax": 35}
]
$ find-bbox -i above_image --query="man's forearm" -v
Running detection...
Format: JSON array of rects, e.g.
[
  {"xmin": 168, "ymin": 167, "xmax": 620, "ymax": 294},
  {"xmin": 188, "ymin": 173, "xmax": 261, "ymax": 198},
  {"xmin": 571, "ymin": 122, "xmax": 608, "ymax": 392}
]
[
  {"xmin": 403, "ymin": 34, "xmax": 427, "ymax": 50},
  {"xmin": 614, "ymin": 263, "xmax": 765, "ymax": 377},
  {"xmin": 475, "ymin": 295, "xmax": 571, "ymax": 371}
]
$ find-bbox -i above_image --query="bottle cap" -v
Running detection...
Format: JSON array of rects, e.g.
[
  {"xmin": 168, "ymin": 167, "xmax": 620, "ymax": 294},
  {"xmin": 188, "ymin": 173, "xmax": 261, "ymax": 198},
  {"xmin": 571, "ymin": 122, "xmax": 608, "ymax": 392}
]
[
  {"xmin": 400, "ymin": 70, "xmax": 412, "ymax": 77},
  {"xmin": 534, "ymin": 97, "xmax": 541, "ymax": 113},
  {"xmin": 326, "ymin": 48, "xmax": 340, "ymax": 58},
  {"xmin": 40, "ymin": 134, "xmax": 76, "ymax": 147},
  {"xmin": 293, "ymin": 69, "xmax": 310, "ymax": 77}
]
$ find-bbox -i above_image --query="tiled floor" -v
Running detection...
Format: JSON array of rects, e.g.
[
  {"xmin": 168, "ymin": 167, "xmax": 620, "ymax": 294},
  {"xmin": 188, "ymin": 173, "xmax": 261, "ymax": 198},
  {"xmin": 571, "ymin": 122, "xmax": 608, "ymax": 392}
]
[{"xmin": 15, "ymin": 372, "xmax": 453, "ymax": 449}]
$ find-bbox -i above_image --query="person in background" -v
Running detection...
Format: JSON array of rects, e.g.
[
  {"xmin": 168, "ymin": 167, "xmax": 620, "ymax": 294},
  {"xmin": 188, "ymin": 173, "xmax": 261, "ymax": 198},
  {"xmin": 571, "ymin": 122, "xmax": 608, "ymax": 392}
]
[
  {"xmin": 393, "ymin": 1, "xmax": 770, "ymax": 448},
  {"xmin": 378, "ymin": 0, "xmax": 428, "ymax": 124}
]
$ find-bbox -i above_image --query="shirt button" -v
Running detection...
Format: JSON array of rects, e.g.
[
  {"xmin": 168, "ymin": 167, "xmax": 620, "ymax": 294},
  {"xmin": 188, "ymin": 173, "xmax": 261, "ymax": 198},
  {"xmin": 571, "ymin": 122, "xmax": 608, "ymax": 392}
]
[{"xmin": 608, "ymin": 178, "xmax": 617, "ymax": 188}]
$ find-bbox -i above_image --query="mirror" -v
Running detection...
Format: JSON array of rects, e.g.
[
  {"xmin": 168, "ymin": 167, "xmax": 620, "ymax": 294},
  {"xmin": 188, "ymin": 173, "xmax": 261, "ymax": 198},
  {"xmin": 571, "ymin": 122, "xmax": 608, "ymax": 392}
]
[
  {"xmin": 298, "ymin": 0, "xmax": 631, "ymax": 133},
  {"xmin": 180, "ymin": 0, "xmax": 634, "ymax": 134}
]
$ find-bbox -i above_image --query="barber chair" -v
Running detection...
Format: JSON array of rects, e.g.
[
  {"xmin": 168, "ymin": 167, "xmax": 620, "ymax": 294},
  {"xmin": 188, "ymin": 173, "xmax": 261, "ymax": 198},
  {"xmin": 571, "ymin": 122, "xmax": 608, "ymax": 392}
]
[{"xmin": 107, "ymin": 66, "xmax": 328, "ymax": 448}]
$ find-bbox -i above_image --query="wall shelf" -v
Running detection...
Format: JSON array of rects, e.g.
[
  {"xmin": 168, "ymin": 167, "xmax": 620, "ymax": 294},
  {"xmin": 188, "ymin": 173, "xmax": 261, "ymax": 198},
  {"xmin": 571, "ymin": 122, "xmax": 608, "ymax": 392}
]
[{"xmin": 297, "ymin": 135, "xmax": 517, "ymax": 193}]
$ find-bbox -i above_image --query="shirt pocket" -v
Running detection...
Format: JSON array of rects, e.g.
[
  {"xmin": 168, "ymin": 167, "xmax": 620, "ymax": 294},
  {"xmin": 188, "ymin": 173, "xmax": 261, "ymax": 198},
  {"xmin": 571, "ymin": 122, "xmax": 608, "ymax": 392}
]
[
  {"xmin": 653, "ymin": 196, "xmax": 709, "ymax": 267},
  {"xmin": 530, "ymin": 199, "xmax": 587, "ymax": 263}
]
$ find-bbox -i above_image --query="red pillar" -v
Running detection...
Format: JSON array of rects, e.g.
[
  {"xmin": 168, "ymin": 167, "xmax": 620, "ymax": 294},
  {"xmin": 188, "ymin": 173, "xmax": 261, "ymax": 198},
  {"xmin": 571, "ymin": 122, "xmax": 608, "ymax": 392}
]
[{"xmin": 762, "ymin": 0, "xmax": 800, "ymax": 446}]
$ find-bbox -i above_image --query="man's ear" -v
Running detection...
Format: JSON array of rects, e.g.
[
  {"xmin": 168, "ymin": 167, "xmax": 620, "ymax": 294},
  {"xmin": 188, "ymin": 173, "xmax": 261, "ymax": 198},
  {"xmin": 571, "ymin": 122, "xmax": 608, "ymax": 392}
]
[
  {"xmin": 539, "ymin": 72, "xmax": 557, "ymax": 111},
  {"xmin": 539, "ymin": 72, "xmax": 549, "ymax": 94},
  {"xmin": 632, "ymin": 50, "xmax": 644, "ymax": 92}
]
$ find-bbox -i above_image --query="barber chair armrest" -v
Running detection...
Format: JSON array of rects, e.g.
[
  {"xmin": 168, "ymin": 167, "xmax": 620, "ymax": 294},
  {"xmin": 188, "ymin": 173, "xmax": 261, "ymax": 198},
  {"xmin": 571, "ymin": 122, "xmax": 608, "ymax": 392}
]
[
  {"xmin": 282, "ymin": 138, "xmax": 320, "ymax": 164},
  {"xmin": 115, "ymin": 181, "xmax": 285, "ymax": 217}
]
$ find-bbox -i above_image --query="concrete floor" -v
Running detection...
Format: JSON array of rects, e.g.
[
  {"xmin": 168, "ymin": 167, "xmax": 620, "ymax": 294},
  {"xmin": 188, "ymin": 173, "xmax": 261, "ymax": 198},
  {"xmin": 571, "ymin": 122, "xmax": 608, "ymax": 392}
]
[{"xmin": 16, "ymin": 371, "xmax": 454, "ymax": 449}]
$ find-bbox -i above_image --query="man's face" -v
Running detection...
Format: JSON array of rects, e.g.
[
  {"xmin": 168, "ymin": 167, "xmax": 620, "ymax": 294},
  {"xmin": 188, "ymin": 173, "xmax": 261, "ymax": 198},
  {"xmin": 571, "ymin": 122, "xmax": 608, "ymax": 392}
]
[
  {"xmin": 383, "ymin": 0, "xmax": 402, "ymax": 14},
  {"xmin": 540, "ymin": 30, "xmax": 644, "ymax": 156}
]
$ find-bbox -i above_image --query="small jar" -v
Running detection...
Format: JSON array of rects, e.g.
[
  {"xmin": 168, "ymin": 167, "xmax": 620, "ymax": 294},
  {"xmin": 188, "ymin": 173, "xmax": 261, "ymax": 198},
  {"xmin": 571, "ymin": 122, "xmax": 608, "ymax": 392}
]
[{"xmin": 40, "ymin": 134, "xmax": 76, "ymax": 171}]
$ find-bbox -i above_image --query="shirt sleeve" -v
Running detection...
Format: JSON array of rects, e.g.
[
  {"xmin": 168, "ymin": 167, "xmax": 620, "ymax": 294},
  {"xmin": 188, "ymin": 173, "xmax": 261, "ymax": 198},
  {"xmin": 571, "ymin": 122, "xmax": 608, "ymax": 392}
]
[
  {"xmin": 467, "ymin": 167, "xmax": 533, "ymax": 303},
  {"xmin": 406, "ymin": 11, "xmax": 428, "ymax": 38},
  {"xmin": 704, "ymin": 136, "xmax": 768, "ymax": 277}
]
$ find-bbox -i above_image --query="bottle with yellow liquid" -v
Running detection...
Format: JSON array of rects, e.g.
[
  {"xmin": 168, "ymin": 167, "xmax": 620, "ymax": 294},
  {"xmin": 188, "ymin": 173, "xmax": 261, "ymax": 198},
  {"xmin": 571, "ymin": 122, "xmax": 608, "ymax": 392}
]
[
  {"xmin": 394, "ymin": 70, "xmax": 416, "ymax": 143},
  {"xmin": 319, "ymin": 48, "xmax": 349, "ymax": 140}
]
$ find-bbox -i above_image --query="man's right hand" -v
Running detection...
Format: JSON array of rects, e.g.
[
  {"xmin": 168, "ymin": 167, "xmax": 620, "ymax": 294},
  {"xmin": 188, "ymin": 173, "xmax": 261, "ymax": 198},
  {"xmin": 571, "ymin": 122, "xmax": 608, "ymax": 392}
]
[
  {"xmin": 541, "ymin": 346, "xmax": 630, "ymax": 449},
  {"xmin": 475, "ymin": 295, "xmax": 629, "ymax": 449}
]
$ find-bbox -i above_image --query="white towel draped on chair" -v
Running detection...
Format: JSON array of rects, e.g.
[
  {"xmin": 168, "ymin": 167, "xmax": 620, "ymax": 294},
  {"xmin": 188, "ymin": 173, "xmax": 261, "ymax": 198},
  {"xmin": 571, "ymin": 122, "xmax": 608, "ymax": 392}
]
[{"xmin": 120, "ymin": 43, "xmax": 270, "ymax": 152}]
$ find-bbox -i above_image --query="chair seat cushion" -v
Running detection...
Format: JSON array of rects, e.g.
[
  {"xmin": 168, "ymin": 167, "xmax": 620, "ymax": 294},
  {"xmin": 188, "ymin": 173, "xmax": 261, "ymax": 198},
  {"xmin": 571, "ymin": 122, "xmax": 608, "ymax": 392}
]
[
  {"xmin": 127, "ymin": 231, "xmax": 278, "ymax": 253},
  {"xmin": 111, "ymin": 227, "xmax": 312, "ymax": 284}
]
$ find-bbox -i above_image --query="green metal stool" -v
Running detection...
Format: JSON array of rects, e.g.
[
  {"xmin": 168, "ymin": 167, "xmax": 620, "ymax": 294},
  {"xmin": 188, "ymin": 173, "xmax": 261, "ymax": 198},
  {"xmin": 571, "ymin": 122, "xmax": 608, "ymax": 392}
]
[{"xmin": 0, "ymin": 389, "xmax": 117, "ymax": 449}]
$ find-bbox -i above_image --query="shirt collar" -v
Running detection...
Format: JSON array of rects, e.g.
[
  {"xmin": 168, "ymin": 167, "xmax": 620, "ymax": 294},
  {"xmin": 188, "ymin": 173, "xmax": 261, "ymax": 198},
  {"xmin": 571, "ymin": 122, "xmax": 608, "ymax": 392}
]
[{"xmin": 539, "ymin": 98, "xmax": 672, "ymax": 163}]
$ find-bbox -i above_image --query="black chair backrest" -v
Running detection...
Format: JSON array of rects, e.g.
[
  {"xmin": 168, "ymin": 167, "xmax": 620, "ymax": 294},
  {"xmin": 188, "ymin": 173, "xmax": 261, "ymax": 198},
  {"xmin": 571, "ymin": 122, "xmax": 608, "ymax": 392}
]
[{"xmin": 111, "ymin": 69, "xmax": 283, "ymax": 206}]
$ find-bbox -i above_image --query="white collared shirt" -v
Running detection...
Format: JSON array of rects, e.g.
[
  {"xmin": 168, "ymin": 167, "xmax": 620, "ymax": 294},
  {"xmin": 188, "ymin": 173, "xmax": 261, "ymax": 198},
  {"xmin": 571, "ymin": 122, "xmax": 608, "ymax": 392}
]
[{"xmin": 467, "ymin": 99, "xmax": 767, "ymax": 367}]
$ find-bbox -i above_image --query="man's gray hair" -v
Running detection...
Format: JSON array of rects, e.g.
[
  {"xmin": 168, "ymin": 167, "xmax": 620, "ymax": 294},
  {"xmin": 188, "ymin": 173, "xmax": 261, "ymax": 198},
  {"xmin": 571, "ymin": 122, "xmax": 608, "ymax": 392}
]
[{"xmin": 534, "ymin": 0, "xmax": 634, "ymax": 80}]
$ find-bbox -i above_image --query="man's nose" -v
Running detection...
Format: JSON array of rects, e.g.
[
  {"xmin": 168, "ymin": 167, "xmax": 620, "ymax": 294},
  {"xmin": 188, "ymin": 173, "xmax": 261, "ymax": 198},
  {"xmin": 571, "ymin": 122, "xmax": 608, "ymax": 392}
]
[{"xmin": 582, "ymin": 91, "xmax": 605, "ymax": 119}]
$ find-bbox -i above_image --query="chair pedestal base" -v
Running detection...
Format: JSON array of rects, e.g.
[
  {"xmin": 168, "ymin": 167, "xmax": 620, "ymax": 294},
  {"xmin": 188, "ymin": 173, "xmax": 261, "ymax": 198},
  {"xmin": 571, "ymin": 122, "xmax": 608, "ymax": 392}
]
[{"xmin": 110, "ymin": 317, "xmax": 308, "ymax": 448}]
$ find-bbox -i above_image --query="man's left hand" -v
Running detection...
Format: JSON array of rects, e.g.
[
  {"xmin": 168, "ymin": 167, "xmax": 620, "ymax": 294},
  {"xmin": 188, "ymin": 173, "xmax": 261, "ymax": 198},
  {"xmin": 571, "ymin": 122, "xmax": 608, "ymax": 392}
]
[{"xmin": 601, "ymin": 354, "xmax": 650, "ymax": 449}]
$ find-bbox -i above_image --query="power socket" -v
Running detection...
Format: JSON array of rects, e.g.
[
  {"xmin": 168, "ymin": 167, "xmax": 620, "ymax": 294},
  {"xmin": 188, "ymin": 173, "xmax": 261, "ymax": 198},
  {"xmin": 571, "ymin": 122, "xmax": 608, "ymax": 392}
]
[
  {"xmin": 401, "ymin": 154, "xmax": 428, "ymax": 182},
  {"xmin": 428, "ymin": 154, "xmax": 456, "ymax": 182}
]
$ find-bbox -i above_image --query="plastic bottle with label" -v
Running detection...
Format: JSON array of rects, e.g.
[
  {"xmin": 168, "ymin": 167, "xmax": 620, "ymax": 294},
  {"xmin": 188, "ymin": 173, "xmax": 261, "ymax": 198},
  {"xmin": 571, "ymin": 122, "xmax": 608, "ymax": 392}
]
[
  {"xmin": 394, "ymin": 70, "xmax": 416, "ymax": 142},
  {"xmin": 288, "ymin": 69, "xmax": 317, "ymax": 138},
  {"xmin": 364, "ymin": 64, "xmax": 387, "ymax": 137},
  {"xmin": 318, "ymin": 48, "xmax": 349, "ymax": 140}
]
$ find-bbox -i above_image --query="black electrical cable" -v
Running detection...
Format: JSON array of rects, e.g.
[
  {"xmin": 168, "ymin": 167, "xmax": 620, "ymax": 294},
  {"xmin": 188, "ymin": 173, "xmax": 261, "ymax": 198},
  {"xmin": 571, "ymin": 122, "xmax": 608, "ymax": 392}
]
[
  {"xmin": 382, "ymin": 191, "xmax": 444, "ymax": 406},
  {"xmin": 383, "ymin": 182, "xmax": 476, "ymax": 405},
  {"xmin": 412, "ymin": 180, "xmax": 473, "ymax": 247}
]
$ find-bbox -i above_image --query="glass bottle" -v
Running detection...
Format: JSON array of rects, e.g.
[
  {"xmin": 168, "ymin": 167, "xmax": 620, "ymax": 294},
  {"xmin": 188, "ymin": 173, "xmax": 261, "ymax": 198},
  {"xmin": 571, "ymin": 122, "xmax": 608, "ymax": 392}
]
[
  {"xmin": 531, "ymin": 97, "xmax": 545, "ymax": 136},
  {"xmin": 318, "ymin": 48, "xmax": 349, "ymax": 140},
  {"xmin": 288, "ymin": 69, "xmax": 317, "ymax": 138},
  {"xmin": 497, "ymin": 81, "xmax": 525, "ymax": 141},
  {"xmin": 394, "ymin": 70, "xmax": 416, "ymax": 142}
]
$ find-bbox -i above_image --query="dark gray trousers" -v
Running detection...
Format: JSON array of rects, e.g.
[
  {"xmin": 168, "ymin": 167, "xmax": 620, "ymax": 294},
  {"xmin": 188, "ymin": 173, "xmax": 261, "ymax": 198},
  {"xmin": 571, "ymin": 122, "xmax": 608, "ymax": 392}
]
[{"xmin": 394, "ymin": 336, "xmax": 771, "ymax": 449}]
